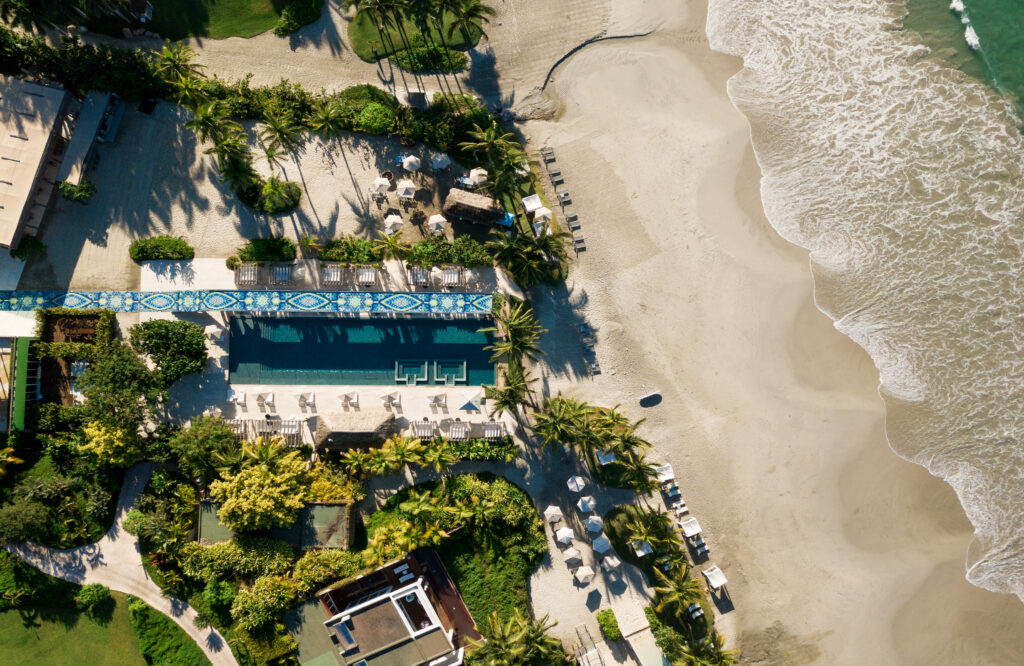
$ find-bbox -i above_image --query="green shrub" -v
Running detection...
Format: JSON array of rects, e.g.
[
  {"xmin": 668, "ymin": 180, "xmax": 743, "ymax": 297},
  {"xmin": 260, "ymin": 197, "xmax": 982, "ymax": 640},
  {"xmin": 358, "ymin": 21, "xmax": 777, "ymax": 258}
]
[
  {"xmin": 357, "ymin": 102, "xmax": 395, "ymax": 134},
  {"xmin": 0, "ymin": 551, "xmax": 76, "ymax": 610},
  {"xmin": 128, "ymin": 596, "xmax": 210, "ymax": 666},
  {"xmin": 645, "ymin": 606, "xmax": 688, "ymax": 663},
  {"xmin": 230, "ymin": 575, "xmax": 299, "ymax": 632},
  {"xmin": 74, "ymin": 583, "xmax": 111, "ymax": 615},
  {"xmin": 292, "ymin": 549, "xmax": 364, "ymax": 594},
  {"xmin": 58, "ymin": 179, "xmax": 97, "ymax": 203},
  {"xmin": 406, "ymin": 235, "xmax": 492, "ymax": 267},
  {"xmin": 129, "ymin": 320, "xmax": 207, "ymax": 386},
  {"xmin": 9, "ymin": 235, "xmax": 46, "ymax": 260},
  {"xmin": 320, "ymin": 235, "xmax": 382, "ymax": 264},
  {"xmin": 129, "ymin": 236, "xmax": 195, "ymax": 262},
  {"xmin": 256, "ymin": 177, "xmax": 302, "ymax": 214},
  {"xmin": 392, "ymin": 44, "xmax": 469, "ymax": 73},
  {"xmin": 596, "ymin": 608, "xmax": 623, "ymax": 641},
  {"xmin": 181, "ymin": 535, "xmax": 295, "ymax": 582},
  {"xmin": 446, "ymin": 436, "xmax": 516, "ymax": 462},
  {"xmin": 237, "ymin": 237, "xmax": 297, "ymax": 262},
  {"xmin": 274, "ymin": 0, "xmax": 325, "ymax": 36},
  {"xmin": 226, "ymin": 255, "xmax": 241, "ymax": 270}
]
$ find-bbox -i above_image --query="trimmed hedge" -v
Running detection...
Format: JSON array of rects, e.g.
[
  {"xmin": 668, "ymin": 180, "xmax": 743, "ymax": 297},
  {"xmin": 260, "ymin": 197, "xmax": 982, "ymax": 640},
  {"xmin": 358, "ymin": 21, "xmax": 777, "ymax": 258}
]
[
  {"xmin": 237, "ymin": 237, "xmax": 297, "ymax": 262},
  {"xmin": 129, "ymin": 236, "xmax": 195, "ymax": 262},
  {"xmin": 357, "ymin": 103, "xmax": 394, "ymax": 134},
  {"xmin": 596, "ymin": 608, "xmax": 623, "ymax": 641},
  {"xmin": 445, "ymin": 436, "xmax": 517, "ymax": 463},
  {"xmin": 320, "ymin": 235, "xmax": 381, "ymax": 264},
  {"xmin": 406, "ymin": 235, "xmax": 492, "ymax": 267},
  {"xmin": 58, "ymin": 180, "xmax": 97, "ymax": 203},
  {"xmin": 392, "ymin": 44, "xmax": 469, "ymax": 73}
]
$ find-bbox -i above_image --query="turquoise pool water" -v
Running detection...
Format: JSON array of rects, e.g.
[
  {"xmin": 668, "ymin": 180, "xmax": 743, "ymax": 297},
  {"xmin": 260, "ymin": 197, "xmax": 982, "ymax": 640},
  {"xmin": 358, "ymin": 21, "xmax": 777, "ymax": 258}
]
[{"xmin": 228, "ymin": 316, "xmax": 495, "ymax": 386}]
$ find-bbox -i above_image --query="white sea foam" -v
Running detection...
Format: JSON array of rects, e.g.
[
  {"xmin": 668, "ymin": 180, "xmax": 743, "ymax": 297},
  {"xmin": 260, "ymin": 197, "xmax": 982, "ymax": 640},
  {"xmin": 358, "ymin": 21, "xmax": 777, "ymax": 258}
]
[
  {"xmin": 707, "ymin": 0, "xmax": 1024, "ymax": 601},
  {"xmin": 965, "ymin": 25, "xmax": 980, "ymax": 50},
  {"xmin": 951, "ymin": 0, "xmax": 966, "ymax": 12}
]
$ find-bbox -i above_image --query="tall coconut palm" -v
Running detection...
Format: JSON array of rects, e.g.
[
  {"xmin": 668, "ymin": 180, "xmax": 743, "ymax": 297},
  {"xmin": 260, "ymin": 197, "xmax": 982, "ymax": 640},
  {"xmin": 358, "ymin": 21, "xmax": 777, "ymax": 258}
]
[
  {"xmin": 307, "ymin": 98, "xmax": 348, "ymax": 145},
  {"xmin": 531, "ymin": 396, "xmax": 586, "ymax": 450},
  {"xmin": 479, "ymin": 295, "xmax": 546, "ymax": 365},
  {"xmin": 680, "ymin": 631, "xmax": 740, "ymax": 666},
  {"xmin": 260, "ymin": 110, "xmax": 303, "ymax": 153},
  {"xmin": 0, "ymin": 446, "xmax": 23, "ymax": 476},
  {"xmin": 186, "ymin": 100, "xmax": 239, "ymax": 146},
  {"xmin": 260, "ymin": 139, "xmax": 285, "ymax": 175},
  {"xmin": 484, "ymin": 364, "xmax": 535, "ymax": 420},
  {"xmin": 470, "ymin": 609, "xmax": 563, "ymax": 665},
  {"xmin": 653, "ymin": 568, "xmax": 706, "ymax": 625},
  {"xmin": 154, "ymin": 42, "xmax": 205, "ymax": 83},
  {"xmin": 171, "ymin": 75, "xmax": 207, "ymax": 110},
  {"xmin": 448, "ymin": 0, "xmax": 496, "ymax": 44},
  {"xmin": 459, "ymin": 121, "xmax": 519, "ymax": 166},
  {"xmin": 619, "ymin": 449, "xmax": 660, "ymax": 496},
  {"xmin": 374, "ymin": 230, "xmax": 409, "ymax": 260}
]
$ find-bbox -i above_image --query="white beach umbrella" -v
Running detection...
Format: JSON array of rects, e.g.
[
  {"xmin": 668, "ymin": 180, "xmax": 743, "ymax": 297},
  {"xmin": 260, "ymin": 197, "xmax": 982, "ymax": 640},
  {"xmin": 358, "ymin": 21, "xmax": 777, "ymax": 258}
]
[
  {"xmin": 469, "ymin": 167, "xmax": 488, "ymax": 185},
  {"xmin": 370, "ymin": 177, "xmax": 390, "ymax": 194},
  {"xmin": 592, "ymin": 536, "xmax": 612, "ymax": 554},
  {"xmin": 384, "ymin": 214, "xmax": 404, "ymax": 232},
  {"xmin": 574, "ymin": 566, "xmax": 595, "ymax": 584},
  {"xmin": 460, "ymin": 391, "xmax": 483, "ymax": 412},
  {"xmin": 555, "ymin": 527, "xmax": 575, "ymax": 545},
  {"xmin": 403, "ymin": 155, "xmax": 421, "ymax": 171},
  {"xmin": 585, "ymin": 516, "xmax": 604, "ymax": 533},
  {"xmin": 563, "ymin": 547, "xmax": 583, "ymax": 568},
  {"xmin": 543, "ymin": 505, "xmax": 563, "ymax": 524},
  {"xmin": 396, "ymin": 179, "xmax": 416, "ymax": 199},
  {"xmin": 534, "ymin": 206, "xmax": 553, "ymax": 222},
  {"xmin": 427, "ymin": 213, "xmax": 447, "ymax": 235},
  {"xmin": 577, "ymin": 495, "xmax": 596, "ymax": 513},
  {"xmin": 567, "ymin": 476, "xmax": 586, "ymax": 493},
  {"xmin": 431, "ymin": 153, "xmax": 451, "ymax": 169},
  {"xmin": 601, "ymin": 554, "xmax": 622, "ymax": 570}
]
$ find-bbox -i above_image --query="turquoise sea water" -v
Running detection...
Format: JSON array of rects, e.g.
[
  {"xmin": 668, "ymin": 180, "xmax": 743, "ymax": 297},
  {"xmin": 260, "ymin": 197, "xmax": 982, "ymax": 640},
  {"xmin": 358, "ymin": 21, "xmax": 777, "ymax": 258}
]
[{"xmin": 905, "ymin": 0, "xmax": 1024, "ymax": 109}]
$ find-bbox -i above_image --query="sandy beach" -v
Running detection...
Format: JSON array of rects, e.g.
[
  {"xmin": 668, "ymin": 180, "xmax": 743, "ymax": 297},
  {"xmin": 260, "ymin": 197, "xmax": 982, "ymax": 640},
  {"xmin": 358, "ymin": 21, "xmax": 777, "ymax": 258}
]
[{"xmin": 524, "ymin": 0, "xmax": 1024, "ymax": 662}]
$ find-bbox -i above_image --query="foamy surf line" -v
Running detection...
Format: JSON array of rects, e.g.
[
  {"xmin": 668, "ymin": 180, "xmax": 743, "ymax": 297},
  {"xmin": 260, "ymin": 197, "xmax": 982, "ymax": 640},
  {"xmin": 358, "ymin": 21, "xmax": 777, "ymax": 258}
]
[{"xmin": 706, "ymin": 0, "xmax": 1024, "ymax": 602}]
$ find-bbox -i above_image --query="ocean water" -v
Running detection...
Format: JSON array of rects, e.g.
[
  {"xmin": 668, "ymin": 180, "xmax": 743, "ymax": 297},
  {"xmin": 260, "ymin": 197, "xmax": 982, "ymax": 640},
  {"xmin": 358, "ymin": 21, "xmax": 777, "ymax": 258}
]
[{"xmin": 705, "ymin": 0, "xmax": 1024, "ymax": 601}]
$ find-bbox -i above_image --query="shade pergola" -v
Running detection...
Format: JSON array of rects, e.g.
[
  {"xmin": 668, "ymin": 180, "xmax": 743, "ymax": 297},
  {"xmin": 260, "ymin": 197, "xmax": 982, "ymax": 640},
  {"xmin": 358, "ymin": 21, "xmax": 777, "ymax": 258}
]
[
  {"xmin": 370, "ymin": 177, "xmax": 390, "ymax": 194},
  {"xmin": 574, "ymin": 566, "xmax": 595, "ymax": 584},
  {"xmin": 413, "ymin": 419, "xmax": 435, "ymax": 438},
  {"xmin": 396, "ymin": 179, "xmax": 416, "ymax": 199},
  {"xmin": 427, "ymin": 214, "xmax": 447, "ymax": 235},
  {"xmin": 402, "ymin": 155, "xmax": 421, "ymax": 171},
  {"xmin": 431, "ymin": 153, "xmax": 451, "ymax": 169},
  {"xmin": 543, "ymin": 505, "xmax": 563, "ymax": 524},
  {"xmin": 563, "ymin": 547, "xmax": 583, "ymax": 568},
  {"xmin": 585, "ymin": 516, "xmax": 604, "ymax": 533},
  {"xmin": 521, "ymin": 193, "xmax": 543, "ymax": 213},
  {"xmin": 534, "ymin": 206, "xmax": 553, "ymax": 222},
  {"xmin": 577, "ymin": 495, "xmax": 596, "ymax": 513},
  {"xmin": 555, "ymin": 527, "xmax": 575, "ymax": 545},
  {"xmin": 592, "ymin": 536, "xmax": 612, "ymax": 553},
  {"xmin": 567, "ymin": 476, "xmax": 586, "ymax": 493},
  {"xmin": 469, "ymin": 167, "xmax": 488, "ymax": 185}
]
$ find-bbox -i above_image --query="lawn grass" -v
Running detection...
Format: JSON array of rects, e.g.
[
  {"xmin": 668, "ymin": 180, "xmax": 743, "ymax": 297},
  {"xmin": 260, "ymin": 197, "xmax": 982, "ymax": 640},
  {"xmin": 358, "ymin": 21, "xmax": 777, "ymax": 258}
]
[
  {"xmin": 348, "ymin": 11, "xmax": 481, "ymax": 61},
  {"xmin": 0, "ymin": 591, "xmax": 146, "ymax": 666},
  {"xmin": 149, "ymin": 0, "xmax": 289, "ymax": 40}
]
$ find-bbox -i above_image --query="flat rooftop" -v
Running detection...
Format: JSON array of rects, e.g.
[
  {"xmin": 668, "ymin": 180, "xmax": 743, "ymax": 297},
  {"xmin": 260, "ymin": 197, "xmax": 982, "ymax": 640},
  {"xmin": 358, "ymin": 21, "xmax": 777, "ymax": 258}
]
[{"xmin": 0, "ymin": 76, "xmax": 66, "ymax": 247}]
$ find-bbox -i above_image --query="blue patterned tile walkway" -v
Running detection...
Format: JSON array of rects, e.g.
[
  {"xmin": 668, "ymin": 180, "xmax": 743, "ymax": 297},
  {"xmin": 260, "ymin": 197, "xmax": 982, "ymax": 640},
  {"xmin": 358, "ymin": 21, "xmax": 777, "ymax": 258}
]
[{"xmin": 0, "ymin": 291, "xmax": 493, "ymax": 315}]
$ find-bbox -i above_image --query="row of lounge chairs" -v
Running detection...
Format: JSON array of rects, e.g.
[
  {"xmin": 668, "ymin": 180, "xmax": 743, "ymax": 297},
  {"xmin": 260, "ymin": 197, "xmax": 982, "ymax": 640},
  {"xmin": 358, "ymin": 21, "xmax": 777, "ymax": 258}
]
[
  {"xmin": 410, "ymin": 417, "xmax": 506, "ymax": 441},
  {"xmin": 540, "ymin": 147, "xmax": 586, "ymax": 254}
]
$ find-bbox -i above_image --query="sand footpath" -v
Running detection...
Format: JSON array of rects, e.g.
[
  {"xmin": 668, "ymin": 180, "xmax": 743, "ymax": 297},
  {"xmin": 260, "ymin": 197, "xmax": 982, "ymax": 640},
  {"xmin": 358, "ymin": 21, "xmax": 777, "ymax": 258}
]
[{"xmin": 524, "ymin": 0, "xmax": 1024, "ymax": 662}]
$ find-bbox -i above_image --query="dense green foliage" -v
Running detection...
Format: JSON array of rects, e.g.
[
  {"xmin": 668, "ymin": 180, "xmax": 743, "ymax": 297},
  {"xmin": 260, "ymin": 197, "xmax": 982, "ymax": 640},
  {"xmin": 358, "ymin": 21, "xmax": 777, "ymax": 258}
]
[
  {"xmin": 58, "ymin": 179, "xmax": 97, "ymax": 203},
  {"xmin": 445, "ymin": 436, "xmax": 517, "ymax": 462},
  {"xmin": 127, "ymin": 596, "xmax": 210, "ymax": 665},
  {"xmin": 230, "ymin": 574, "xmax": 299, "ymax": 632},
  {"xmin": 319, "ymin": 235, "xmax": 381, "ymax": 264},
  {"xmin": 129, "ymin": 236, "xmax": 195, "ymax": 261},
  {"xmin": 236, "ymin": 237, "xmax": 297, "ymax": 262},
  {"xmin": 129, "ymin": 319, "xmax": 207, "ymax": 385},
  {"xmin": 274, "ymin": 0, "xmax": 325, "ymax": 36},
  {"xmin": 181, "ymin": 536, "xmax": 295, "ymax": 582},
  {"xmin": 407, "ymin": 235, "xmax": 492, "ymax": 267},
  {"xmin": 255, "ymin": 177, "xmax": 302, "ymax": 214},
  {"xmin": 393, "ymin": 44, "xmax": 469, "ymax": 73},
  {"xmin": 168, "ymin": 416, "xmax": 238, "ymax": 486},
  {"xmin": 9, "ymin": 235, "xmax": 46, "ymax": 261},
  {"xmin": 595, "ymin": 608, "xmax": 623, "ymax": 642},
  {"xmin": 291, "ymin": 549, "xmax": 364, "ymax": 595},
  {"xmin": 74, "ymin": 583, "xmax": 111, "ymax": 616},
  {"xmin": 346, "ymin": 5, "xmax": 483, "ymax": 61},
  {"xmin": 210, "ymin": 454, "xmax": 308, "ymax": 531},
  {"xmin": 79, "ymin": 342, "xmax": 165, "ymax": 432},
  {"xmin": 357, "ymin": 102, "xmax": 394, "ymax": 134}
]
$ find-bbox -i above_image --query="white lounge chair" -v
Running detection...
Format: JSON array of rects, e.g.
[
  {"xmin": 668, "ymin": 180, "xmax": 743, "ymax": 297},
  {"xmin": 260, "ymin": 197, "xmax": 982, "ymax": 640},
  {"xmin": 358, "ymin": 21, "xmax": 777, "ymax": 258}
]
[
  {"xmin": 229, "ymin": 389, "xmax": 245, "ymax": 405},
  {"xmin": 342, "ymin": 392, "xmax": 359, "ymax": 408},
  {"xmin": 299, "ymin": 392, "xmax": 315, "ymax": 407},
  {"xmin": 703, "ymin": 565, "xmax": 728, "ymax": 591}
]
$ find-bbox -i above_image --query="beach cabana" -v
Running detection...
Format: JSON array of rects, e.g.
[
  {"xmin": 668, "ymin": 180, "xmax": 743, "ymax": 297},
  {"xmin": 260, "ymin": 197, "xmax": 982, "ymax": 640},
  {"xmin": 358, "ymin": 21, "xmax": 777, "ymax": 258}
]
[
  {"xmin": 442, "ymin": 188, "xmax": 505, "ymax": 226},
  {"xmin": 678, "ymin": 516, "xmax": 702, "ymax": 538},
  {"xmin": 431, "ymin": 153, "xmax": 451, "ymax": 169},
  {"xmin": 702, "ymin": 565, "xmax": 728, "ymax": 591},
  {"xmin": 396, "ymin": 179, "xmax": 416, "ymax": 199},
  {"xmin": 483, "ymin": 421, "xmax": 505, "ymax": 440},
  {"xmin": 534, "ymin": 206, "xmax": 553, "ymax": 222},
  {"xmin": 522, "ymin": 193, "xmax": 543, "ymax": 213},
  {"xmin": 427, "ymin": 213, "xmax": 447, "ymax": 235},
  {"xmin": 574, "ymin": 566, "xmax": 595, "ymax": 584},
  {"xmin": 409, "ymin": 266, "xmax": 429, "ymax": 286},
  {"xmin": 402, "ymin": 155, "xmax": 421, "ymax": 171},
  {"xmin": 370, "ymin": 177, "xmax": 390, "ymax": 195},
  {"xmin": 631, "ymin": 540, "xmax": 653, "ymax": 557},
  {"xmin": 577, "ymin": 495, "xmax": 596, "ymax": 513},
  {"xmin": 601, "ymin": 554, "xmax": 621, "ymax": 571},
  {"xmin": 555, "ymin": 527, "xmax": 575, "ymax": 545},
  {"xmin": 469, "ymin": 167, "xmax": 488, "ymax": 185},
  {"xmin": 567, "ymin": 476, "xmax": 587, "ymax": 493},
  {"xmin": 592, "ymin": 536, "xmax": 612, "ymax": 554},
  {"xmin": 596, "ymin": 450, "xmax": 617, "ymax": 466},
  {"xmin": 384, "ymin": 214, "xmax": 404, "ymax": 233},
  {"xmin": 543, "ymin": 505, "xmax": 564, "ymax": 524},
  {"xmin": 585, "ymin": 516, "xmax": 604, "ymax": 533},
  {"xmin": 321, "ymin": 263, "xmax": 344, "ymax": 287},
  {"xmin": 563, "ymin": 547, "xmax": 583, "ymax": 568},
  {"xmin": 448, "ymin": 420, "xmax": 469, "ymax": 441}
]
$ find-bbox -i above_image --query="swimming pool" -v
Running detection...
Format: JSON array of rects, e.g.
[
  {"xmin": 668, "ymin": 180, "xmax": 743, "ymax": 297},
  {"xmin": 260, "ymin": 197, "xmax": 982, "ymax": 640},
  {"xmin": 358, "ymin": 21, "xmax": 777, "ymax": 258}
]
[{"xmin": 228, "ymin": 316, "xmax": 495, "ymax": 386}]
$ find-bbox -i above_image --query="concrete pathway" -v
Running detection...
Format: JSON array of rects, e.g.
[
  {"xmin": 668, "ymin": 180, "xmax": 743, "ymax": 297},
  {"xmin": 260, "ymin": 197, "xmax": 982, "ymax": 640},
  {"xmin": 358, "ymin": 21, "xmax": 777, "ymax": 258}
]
[{"xmin": 4, "ymin": 462, "xmax": 237, "ymax": 666}]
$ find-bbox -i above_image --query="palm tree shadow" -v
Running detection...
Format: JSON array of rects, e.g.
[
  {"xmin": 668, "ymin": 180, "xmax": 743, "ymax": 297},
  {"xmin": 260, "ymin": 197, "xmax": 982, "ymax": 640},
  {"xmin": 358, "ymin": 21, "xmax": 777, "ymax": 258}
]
[{"xmin": 287, "ymin": 0, "xmax": 348, "ymax": 56}]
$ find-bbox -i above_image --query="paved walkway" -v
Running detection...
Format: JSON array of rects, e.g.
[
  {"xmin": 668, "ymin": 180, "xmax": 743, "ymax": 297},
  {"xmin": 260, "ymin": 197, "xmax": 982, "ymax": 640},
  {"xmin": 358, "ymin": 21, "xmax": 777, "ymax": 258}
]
[{"xmin": 3, "ymin": 462, "xmax": 237, "ymax": 666}]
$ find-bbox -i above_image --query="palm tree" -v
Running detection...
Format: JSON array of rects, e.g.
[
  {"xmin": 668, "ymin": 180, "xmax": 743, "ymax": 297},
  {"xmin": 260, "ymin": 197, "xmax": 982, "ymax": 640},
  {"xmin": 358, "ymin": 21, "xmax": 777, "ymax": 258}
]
[
  {"xmin": 399, "ymin": 488, "xmax": 441, "ymax": 520},
  {"xmin": 260, "ymin": 110, "xmax": 303, "ymax": 153},
  {"xmin": 653, "ymin": 568, "xmax": 706, "ymax": 626},
  {"xmin": 260, "ymin": 139, "xmax": 285, "ymax": 175},
  {"xmin": 366, "ymin": 448, "xmax": 393, "ymax": 476},
  {"xmin": 470, "ymin": 609, "xmax": 563, "ymax": 665},
  {"xmin": 300, "ymin": 235, "xmax": 322, "ymax": 257},
  {"xmin": 459, "ymin": 121, "xmax": 520, "ymax": 166},
  {"xmin": 533, "ymin": 228, "xmax": 569, "ymax": 260},
  {"xmin": 374, "ymin": 230, "xmax": 409, "ymax": 260},
  {"xmin": 171, "ymin": 75, "xmax": 207, "ymax": 110},
  {"xmin": 531, "ymin": 396, "xmax": 586, "ymax": 450},
  {"xmin": 306, "ymin": 98, "xmax": 347, "ymax": 144},
  {"xmin": 154, "ymin": 42, "xmax": 205, "ymax": 83},
  {"xmin": 479, "ymin": 295, "xmax": 546, "ymax": 365},
  {"xmin": 619, "ymin": 449, "xmax": 660, "ymax": 496},
  {"xmin": 421, "ymin": 440, "xmax": 458, "ymax": 475},
  {"xmin": 485, "ymin": 230, "xmax": 547, "ymax": 288},
  {"xmin": 242, "ymin": 436, "xmax": 299, "ymax": 470},
  {"xmin": 483, "ymin": 364, "xmax": 535, "ymax": 421},
  {"xmin": 680, "ymin": 631, "xmax": 739, "ymax": 666},
  {"xmin": 625, "ymin": 515, "xmax": 657, "ymax": 553},
  {"xmin": 383, "ymin": 434, "xmax": 424, "ymax": 469},
  {"xmin": 0, "ymin": 446, "xmax": 23, "ymax": 476},
  {"xmin": 211, "ymin": 441, "xmax": 245, "ymax": 477},
  {"xmin": 341, "ymin": 449, "xmax": 374, "ymax": 476},
  {"xmin": 448, "ymin": 0, "xmax": 496, "ymax": 44},
  {"xmin": 186, "ymin": 100, "xmax": 239, "ymax": 146}
]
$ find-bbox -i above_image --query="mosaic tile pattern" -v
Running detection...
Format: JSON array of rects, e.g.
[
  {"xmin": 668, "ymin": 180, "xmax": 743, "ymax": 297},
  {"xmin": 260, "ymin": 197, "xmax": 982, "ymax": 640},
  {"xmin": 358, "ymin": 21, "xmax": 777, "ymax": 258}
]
[{"xmin": 0, "ymin": 290, "xmax": 493, "ymax": 315}]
